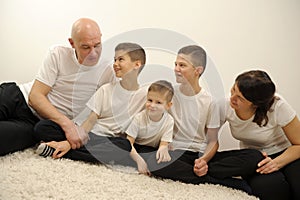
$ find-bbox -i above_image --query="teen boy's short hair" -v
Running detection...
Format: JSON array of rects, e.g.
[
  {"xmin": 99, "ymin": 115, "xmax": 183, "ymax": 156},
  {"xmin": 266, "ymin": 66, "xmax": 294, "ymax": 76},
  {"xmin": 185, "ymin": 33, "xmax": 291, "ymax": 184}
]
[
  {"xmin": 115, "ymin": 42, "xmax": 146, "ymax": 72},
  {"xmin": 148, "ymin": 80, "xmax": 174, "ymax": 103},
  {"xmin": 178, "ymin": 45, "xmax": 206, "ymax": 71}
]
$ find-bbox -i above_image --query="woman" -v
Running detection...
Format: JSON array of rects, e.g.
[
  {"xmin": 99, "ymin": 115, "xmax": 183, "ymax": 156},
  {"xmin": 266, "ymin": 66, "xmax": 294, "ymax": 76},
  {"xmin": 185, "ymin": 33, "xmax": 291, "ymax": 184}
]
[{"xmin": 204, "ymin": 70, "xmax": 300, "ymax": 200}]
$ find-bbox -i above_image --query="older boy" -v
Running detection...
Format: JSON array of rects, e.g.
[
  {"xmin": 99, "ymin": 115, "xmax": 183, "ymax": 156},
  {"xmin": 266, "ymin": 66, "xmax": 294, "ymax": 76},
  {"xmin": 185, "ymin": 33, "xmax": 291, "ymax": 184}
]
[
  {"xmin": 36, "ymin": 42, "xmax": 147, "ymax": 165},
  {"xmin": 147, "ymin": 45, "xmax": 251, "ymax": 193},
  {"xmin": 126, "ymin": 80, "xmax": 174, "ymax": 175}
]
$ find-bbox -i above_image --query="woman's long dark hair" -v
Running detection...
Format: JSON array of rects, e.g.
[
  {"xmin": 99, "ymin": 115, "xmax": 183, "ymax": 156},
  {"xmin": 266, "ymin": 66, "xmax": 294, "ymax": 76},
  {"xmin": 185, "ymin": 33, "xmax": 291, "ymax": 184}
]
[{"xmin": 236, "ymin": 70, "xmax": 276, "ymax": 126}]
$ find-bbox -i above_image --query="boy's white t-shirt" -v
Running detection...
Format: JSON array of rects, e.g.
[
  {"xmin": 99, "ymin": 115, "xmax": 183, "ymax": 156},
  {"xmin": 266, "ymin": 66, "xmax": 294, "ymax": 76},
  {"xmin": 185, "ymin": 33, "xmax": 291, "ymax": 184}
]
[
  {"xmin": 220, "ymin": 96, "xmax": 295, "ymax": 155},
  {"xmin": 170, "ymin": 85, "xmax": 220, "ymax": 153},
  {"xmin": 126, "ymin": 109, "xmax": 174, "ymax": 148},
  {"xmin": 86, "ymin": 81, "xmax": 147, "ymax": 137},
  {"xmin": 24, "ymin": 45, "xmax": 115, "ymax": 120}
]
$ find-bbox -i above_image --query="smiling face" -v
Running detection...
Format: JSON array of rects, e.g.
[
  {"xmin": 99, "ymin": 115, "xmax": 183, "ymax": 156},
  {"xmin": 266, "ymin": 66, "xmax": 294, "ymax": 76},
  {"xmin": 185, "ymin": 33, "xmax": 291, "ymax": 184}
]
[
  {"xmin": 113, "ymin": 50, "xmax": 139, "ymax": 78},
  {"xmin": 174, "ymin": 54, "xmax": 199, "ymax": 84},
  {"xmin": 145, "ymin": 90, "xmax": 172, "ymax": 121}
]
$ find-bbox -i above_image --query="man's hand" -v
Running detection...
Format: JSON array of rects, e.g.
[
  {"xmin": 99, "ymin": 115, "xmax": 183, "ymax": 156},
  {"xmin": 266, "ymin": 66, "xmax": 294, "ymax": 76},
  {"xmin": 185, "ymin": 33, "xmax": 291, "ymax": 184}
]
[
  {"xmin": 194, "ymin": 157, "xmax": 208, "ymax": 177},
  {"xmin": 61, "ymin": 119, "xmax": 88, "ymax": 149},
  {"xmin": 156, "ymin": 145, "xmax": 171, "ymax": 164}
]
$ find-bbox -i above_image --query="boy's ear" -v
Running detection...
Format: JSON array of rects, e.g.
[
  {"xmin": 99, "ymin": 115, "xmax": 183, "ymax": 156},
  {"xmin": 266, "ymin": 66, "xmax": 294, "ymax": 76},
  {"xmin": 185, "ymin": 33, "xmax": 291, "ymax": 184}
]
[
  {"xmin": 195, "ymin": 66, "xmax": 204, "ymax": 76},
  {"xmin": 166, "ymin": 101, "xmax": 173, "ymax": 109},
  {"xmin": 134, "ymin": 60, "xmax": 142, "ymax": 70}
]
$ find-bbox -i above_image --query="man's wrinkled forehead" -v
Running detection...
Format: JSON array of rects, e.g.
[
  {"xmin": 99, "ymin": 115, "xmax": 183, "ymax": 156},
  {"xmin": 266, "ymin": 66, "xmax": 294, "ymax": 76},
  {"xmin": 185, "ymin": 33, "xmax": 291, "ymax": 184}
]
[{"xmin": 177, "ymin": 53, "xmax": 195, "ymax": 66}]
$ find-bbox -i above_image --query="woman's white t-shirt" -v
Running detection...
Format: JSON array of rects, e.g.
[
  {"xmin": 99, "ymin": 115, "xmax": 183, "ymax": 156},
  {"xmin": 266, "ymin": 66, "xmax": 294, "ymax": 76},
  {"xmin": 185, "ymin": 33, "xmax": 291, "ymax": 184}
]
[{"xmin": 220, "ymin": 97, "xmax": 295, "ymax": 155}]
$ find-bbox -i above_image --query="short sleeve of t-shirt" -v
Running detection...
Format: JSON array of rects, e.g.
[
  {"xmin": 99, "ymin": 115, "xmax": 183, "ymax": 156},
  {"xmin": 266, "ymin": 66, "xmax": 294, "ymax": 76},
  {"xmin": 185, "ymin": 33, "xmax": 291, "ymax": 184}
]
[
  {"xmin": 218, "ymin": 97, "xmax": 227, "ymax": 126},
  {"xmin": 36, "ymin": 46, "xmax": 60, "ymax": 87},
  {"xmin": 206, "ymin": 98, "xmax": 220, "ymax": 129},
  {"xmin": 160, "ymin": 114, "xmax": 174, "ymax": 143},
  {"xmin": 275, "ymin": 97, "xmax": 296, "ymax": 127},
  {"xmin": 86, "ymin": 84, "xmax": 109, "ymax": 116},
  {"xmin": 126, "ymin": 114, "xmax": 140, "ymax": 139}
]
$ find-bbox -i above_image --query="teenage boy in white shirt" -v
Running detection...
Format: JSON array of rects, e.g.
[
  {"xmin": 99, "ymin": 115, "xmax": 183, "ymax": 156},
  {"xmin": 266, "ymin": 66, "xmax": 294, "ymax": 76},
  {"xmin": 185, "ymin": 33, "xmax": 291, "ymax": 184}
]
[{"xmin": 147, "ymin": 45, "xmax": 252, "ymax": 193}]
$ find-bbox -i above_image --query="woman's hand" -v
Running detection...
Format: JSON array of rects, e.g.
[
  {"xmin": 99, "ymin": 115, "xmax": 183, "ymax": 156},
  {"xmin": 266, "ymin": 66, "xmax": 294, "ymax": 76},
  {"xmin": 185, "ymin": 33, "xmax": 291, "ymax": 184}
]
[{"xmin": 257, "ymin": 152, "xmax": 280, "ymax": 174}]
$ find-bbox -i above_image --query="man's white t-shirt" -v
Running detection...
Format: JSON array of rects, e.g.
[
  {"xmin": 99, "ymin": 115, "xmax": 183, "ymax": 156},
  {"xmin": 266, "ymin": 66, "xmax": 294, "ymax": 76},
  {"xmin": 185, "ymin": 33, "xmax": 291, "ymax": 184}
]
[
  {"xmin": 170, "ymin": 85, "xmax": 220, "ymax": 153},
  {"xmin": 126, "ymin": 109, "xmax": 174, "ymax": 148},
  {"xmin": 86, "ymin": 81, "xmax": 147, "ymax": 137},
  {"xmin": 220, "ymin": 96, "xmax": 295, "ymax": 155},
  {"xmin": 20, "ymin": 45, "xmax": 115, "ymax": 121}
]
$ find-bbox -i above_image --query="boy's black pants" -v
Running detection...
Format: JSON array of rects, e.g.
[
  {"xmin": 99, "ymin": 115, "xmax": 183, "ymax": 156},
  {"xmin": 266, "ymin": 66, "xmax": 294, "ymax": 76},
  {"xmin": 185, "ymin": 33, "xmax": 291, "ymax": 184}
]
[{"xmin": 34, "ymin": 119, "xmax": 132, "ymax": 164}]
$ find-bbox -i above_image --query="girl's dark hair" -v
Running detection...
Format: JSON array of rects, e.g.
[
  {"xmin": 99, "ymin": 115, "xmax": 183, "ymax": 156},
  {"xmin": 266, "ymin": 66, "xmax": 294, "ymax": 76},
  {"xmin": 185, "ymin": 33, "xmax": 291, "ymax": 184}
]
[{"xmin": 236, "ymin": 70, "xmax": 276, "ymax": 126}]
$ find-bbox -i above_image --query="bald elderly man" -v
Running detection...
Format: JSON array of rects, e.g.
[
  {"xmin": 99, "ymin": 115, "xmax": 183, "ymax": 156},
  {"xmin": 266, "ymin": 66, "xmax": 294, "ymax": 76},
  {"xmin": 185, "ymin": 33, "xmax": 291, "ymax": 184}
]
[{"xmin": 0, "ymin": 18, "xmax": 114, "ymax": 156}]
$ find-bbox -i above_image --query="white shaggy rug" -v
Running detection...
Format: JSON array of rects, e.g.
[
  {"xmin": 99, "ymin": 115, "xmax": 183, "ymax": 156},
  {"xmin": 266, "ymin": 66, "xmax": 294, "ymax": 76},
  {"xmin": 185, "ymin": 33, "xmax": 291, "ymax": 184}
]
[{"xmin": 0, "ymin": 149, "xmax": 259, "ymax": 200}]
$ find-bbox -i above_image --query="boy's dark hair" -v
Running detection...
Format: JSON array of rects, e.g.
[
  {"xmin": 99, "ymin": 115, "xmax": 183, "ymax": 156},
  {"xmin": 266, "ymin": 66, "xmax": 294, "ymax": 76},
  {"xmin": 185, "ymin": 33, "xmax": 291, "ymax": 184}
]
[
  {"xmin": 148, "ymin": 80, "xmax": 174, "ymax": 103},
  {"xmin": 178, "ymin": 45, "xmax": 207, "ymax": 72},
  {"xmin": 115, "ymin": 42, "xmax": 146, "ymax": 73},
  {"xmin": 236, "ymin": 70, "xmax": 276, "ymax": 127}
]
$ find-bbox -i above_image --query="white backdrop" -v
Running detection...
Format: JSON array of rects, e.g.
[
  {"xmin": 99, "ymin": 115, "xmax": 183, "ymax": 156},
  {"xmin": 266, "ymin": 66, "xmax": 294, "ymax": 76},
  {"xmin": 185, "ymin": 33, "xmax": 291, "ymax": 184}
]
[{"xmin": 0, "ymin": 0, "xmax": 299, "ymax": 150}]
